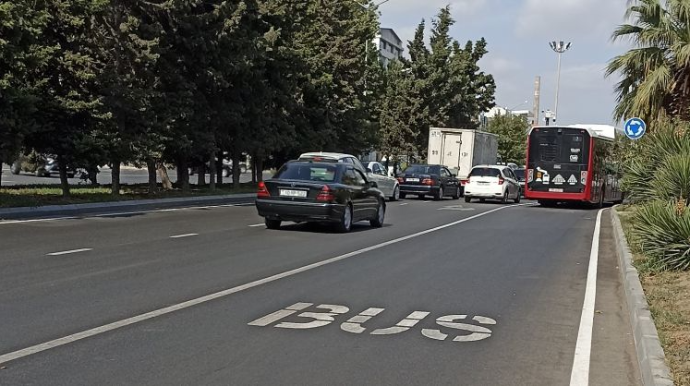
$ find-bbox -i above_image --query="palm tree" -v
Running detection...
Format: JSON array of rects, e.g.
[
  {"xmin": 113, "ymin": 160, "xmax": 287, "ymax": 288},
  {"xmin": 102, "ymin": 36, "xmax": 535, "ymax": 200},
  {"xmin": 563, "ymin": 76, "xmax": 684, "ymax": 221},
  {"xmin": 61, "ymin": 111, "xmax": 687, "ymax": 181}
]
[{"xmin": 606, "ymin": 0, "xmax": 690, "ymax": 124}]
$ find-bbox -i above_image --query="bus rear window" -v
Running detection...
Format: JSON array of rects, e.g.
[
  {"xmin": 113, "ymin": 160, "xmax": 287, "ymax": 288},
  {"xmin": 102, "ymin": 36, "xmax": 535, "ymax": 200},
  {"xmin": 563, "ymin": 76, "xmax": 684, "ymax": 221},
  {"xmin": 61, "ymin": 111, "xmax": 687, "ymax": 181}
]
[{"xmin": 529, "ymin": 128, "xmax": 589, "ymax": 164}]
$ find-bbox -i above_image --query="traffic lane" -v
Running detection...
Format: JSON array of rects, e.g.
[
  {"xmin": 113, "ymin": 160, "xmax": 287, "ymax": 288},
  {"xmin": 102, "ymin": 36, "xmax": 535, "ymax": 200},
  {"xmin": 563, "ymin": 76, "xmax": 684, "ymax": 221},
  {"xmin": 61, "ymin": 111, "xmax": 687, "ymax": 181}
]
[
  {"xmin": 0, "ymin": 198, "xmax": 501, "ymax": 354},
  {"xmin": 0, "ymin": 197, "xmax": 482, "ymax": 275},
  {"xmin": 0, "ymin": 205, "xmax": 596, "ymax": 385}
]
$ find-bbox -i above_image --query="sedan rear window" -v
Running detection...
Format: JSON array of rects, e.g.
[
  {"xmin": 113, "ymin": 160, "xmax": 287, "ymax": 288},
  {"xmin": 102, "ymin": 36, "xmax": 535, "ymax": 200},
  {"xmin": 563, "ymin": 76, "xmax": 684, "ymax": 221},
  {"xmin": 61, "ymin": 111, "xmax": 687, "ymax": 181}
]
[
  {"xmin": 404, "ymin": 165, "xmax": 439, "ymax": 174},
  {"xmin": 275, "ymin": 164, "xmax": 337, "ymax": 182},
  {"xmin": 469, "ymin": 168, "xmax": 501, "ymax": 177},
  {"xmin": 514, "ymin": 169, "xmax": 525, "ymax": 180}
]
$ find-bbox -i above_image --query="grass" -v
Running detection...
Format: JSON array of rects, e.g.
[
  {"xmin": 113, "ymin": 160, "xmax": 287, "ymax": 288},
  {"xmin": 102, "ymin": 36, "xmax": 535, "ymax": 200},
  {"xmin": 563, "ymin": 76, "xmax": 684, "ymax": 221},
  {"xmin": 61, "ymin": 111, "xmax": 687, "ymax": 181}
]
[
  {"xmin": 618, "ymin": 205, "xmax": 690, "ymax": 385},
  {"xmin": 0, "ymin": 183, "xmax": 258, "ymax": 208}
]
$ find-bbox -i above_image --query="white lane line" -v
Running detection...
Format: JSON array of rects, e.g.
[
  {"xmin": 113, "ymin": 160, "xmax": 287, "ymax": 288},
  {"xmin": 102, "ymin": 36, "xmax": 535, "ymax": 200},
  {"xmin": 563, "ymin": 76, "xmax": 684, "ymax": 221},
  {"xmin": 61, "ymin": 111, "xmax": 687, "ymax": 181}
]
[
  {"xmin": 169, "ymin": 233, "xmax": 198, "ymax": 239},
  {"xmin": 569, "ymin": 208, "xmax": 604, "ymax": 386},
  {"xmin": 248, "ymin": 223, "xmax": 265, "ymax": 228},
  {"xmin": 46, "ymin": 248, "xmax": 92, "ymax": 256},
  {"xmin": 399, "ymin": 203, "xmax": 409, "ymax": 206},
  {"xmin": 0, "ymin": 203, "xmax": 251, "ymax": 225},
  {"xmin": 0, "ymin": 203, "xmax": 525, "ymax": 366}
]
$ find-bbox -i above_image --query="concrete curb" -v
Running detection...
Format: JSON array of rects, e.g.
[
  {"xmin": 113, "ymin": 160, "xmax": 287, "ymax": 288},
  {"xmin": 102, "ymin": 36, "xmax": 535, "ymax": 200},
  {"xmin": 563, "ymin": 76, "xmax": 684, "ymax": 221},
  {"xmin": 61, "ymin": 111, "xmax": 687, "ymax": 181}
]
[
  {"xmin": 0, "ymin": 194, "xmax": 256, "ymax": 220},
  {"xmin": 610, "ymin": 207, "xmax": 674, "ymax": 386}
]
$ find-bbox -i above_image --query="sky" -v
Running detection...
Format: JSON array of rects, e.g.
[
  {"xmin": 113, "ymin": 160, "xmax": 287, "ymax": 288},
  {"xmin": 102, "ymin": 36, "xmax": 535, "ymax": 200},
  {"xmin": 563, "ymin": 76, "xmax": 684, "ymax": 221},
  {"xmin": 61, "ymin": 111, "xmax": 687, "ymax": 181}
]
[{"xmin": 377, "ymin": 0, "xmax": 632, "ymax": 126}]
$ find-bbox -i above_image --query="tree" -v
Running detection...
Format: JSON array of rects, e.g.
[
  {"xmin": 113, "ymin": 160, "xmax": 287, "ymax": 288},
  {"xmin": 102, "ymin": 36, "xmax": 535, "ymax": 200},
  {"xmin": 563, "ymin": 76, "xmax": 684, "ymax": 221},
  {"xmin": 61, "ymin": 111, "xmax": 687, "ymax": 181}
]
[
  {"xmin": 486, "ymin": 114, "xmax": 528, "ymax": 164},
  {"xmin": 26, "ymin": 0, "xmax": 106, "ymax": 197},
  {"xmin": 0, "ymin": 1, "xmax": 50, "ymax": 187},
  {"xmin": 606, "ymin": 0, "xmax": 690, "ymax": 125}
]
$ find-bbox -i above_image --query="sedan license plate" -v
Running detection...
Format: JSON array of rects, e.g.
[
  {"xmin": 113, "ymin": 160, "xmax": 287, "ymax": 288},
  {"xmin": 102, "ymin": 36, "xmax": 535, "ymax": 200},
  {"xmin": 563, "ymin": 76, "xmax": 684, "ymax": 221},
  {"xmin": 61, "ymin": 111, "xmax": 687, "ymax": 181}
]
[
  {"xmin": 548, "ymin": 188, "xmax": 564, "ymax": 192},
  {"xmin": 406, "ymin": 178, "xmax": 419, "ymax": 182},
  {"xmin": 280, "ymin": 189, "xmax": 307, "ymax": 198}
]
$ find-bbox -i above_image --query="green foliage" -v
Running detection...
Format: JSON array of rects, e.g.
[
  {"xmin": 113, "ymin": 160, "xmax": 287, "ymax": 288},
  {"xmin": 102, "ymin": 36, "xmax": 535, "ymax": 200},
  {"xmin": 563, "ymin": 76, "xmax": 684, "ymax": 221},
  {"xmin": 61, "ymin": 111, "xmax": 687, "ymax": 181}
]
[
  {"xmin": 621, "ymin": 119, "xmax": 690, "ymax": 202},
  {"xmin": 631, "ymin": 200, "xmax": 690, "ymax": 270},
  {"xmin": 486, "ymin": 114, "xmax": 528, "ymax": 164},
  {"xmin": 378, "ymin": 6, "xmax": 495, "ymax": 158},
  {"xmin": 606, "ymin": 0, "xmax": 690, "ymax": 124}
]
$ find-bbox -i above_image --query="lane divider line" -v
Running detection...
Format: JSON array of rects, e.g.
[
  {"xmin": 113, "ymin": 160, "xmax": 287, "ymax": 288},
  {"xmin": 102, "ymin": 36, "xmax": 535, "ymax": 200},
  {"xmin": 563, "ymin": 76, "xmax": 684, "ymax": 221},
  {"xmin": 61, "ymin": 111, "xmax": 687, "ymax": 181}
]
[
  {"xmin": 169, "ymin": 233, "xmax": 198, "ymax": 239},
  {"xmin": 46, "ymin": 248, "xmax": 93, "ymax": 256},
  {"xmin": 569, "ymin": 208, "xmax": 604, "ymax": 386},
  {"xmin": 0, "ymin": 203, "xmax": 526, "ymax": 366}
]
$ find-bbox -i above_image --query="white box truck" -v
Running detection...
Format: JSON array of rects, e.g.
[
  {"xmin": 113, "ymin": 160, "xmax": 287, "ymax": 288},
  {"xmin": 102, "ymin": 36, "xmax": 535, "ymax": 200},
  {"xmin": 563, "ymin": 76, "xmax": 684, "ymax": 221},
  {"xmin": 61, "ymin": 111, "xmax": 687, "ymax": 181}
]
[{"xmin": 427, "ymin": 127, "xmax": 498, "ymax": 189}]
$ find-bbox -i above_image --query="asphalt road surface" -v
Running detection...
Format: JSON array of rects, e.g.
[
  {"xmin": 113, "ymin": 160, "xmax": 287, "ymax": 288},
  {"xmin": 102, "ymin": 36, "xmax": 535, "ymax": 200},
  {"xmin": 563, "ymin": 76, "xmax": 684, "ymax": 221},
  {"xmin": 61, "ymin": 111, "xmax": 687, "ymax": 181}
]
[
  {"xmin": 0, "ymin": 164, "xmax": 260, "ymax": 186},
  {"xmin": 0, "ymin": 198, "xmax": 641, "ymax": 385}
]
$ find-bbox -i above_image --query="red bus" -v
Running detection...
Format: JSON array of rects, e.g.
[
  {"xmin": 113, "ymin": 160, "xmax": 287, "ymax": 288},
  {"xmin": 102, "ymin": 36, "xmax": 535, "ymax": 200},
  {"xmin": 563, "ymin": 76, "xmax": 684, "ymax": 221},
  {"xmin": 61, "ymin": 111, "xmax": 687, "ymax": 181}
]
[{"xmin": 525, "ymin": 125, "xmax": 624, "ymax": 206}]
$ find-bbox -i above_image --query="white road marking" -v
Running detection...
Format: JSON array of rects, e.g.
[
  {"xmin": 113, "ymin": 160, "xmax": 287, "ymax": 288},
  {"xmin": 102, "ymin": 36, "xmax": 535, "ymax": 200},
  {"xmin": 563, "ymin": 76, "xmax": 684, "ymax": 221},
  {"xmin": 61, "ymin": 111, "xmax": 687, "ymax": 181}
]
[
  {"xmin": 248, "ymin": 223, "xmax": 265, "ymax": 228},
  {"xmin": 569, "ymin": 209, "xmax": 604, "ymax": 386},
  {"xmin": 341, "ymin": 308, "xmax": 385, "ymax": 334},
  {"xmin": 0, "ymin": 203, "xmax": 250, "ymax": 225},
  {"xmin": 371, "ymin": 311, "xmax": 430, "ymax": 335},
  {"xmin": 399, "ymin": 203, "xmax": 409, "ymax": 206},
  {"xmin": 46, "ymin": 248, "xmax": 92, "ymax": 256},
  {"xmin": 169, "ymin": 233, "xmax": 198, "ymax": 239},
  {"xmin": 0, "ymin": 203, "xmax": 523, "ymax": 366}
]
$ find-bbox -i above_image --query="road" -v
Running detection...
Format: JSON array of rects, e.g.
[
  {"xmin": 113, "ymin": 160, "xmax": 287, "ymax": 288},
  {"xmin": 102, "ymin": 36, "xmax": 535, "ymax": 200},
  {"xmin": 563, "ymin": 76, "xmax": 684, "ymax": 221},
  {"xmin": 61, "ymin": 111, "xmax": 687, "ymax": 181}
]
[
  {"xmin": 0, "ymin": 198, "xmax": 641, "ymax": 385},
  {"xmin": 0, "ymin": 164, "xmax": 259, "ymax": 186}
]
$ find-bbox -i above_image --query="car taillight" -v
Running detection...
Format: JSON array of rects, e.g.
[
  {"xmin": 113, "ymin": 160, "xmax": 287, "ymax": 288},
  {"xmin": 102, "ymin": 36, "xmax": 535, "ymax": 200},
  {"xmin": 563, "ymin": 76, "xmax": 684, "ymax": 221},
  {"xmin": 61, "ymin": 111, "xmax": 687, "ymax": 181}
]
[
  {"xmin": 316, "ymin": 185, "xmax": 335, "ymax": 202},
  {"xmin": 257, "ymin": 181, "xmax": 270, "ymax": 198},
  {"xmin": 422, "ymin": 178, "xmax": 434, "ymax": 185},
  {"xmin": 498, "ymin": 178, "xmax": 505, "ymax": 185},
  {"xmin": 461, "ymin": 178, "xmax": 469, "ymax": 186}
]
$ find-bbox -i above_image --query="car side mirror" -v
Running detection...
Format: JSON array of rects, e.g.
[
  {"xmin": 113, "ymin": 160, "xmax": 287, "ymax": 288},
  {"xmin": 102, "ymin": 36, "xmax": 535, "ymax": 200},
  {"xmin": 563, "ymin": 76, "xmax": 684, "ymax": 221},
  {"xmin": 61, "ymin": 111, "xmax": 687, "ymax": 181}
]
[
  {"xmin": 366, "ymin": 167, "xmax": 372, "ymax": 173},
  {"xmin": 368, "ymin": 181, "xmax": 378, "ymax": 188}
]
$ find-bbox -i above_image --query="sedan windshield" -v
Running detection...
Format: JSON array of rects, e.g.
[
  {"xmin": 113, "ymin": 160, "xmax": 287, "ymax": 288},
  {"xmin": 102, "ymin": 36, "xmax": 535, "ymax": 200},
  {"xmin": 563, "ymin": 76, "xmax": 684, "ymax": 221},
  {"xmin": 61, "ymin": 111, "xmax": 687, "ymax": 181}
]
[
  {"xmin": 275, "ymin": 163, "xmax": 338, "ymax": 182},
  {"xmin": 514, "ymin": 169, "xmax": 525, "ymax": 180}
]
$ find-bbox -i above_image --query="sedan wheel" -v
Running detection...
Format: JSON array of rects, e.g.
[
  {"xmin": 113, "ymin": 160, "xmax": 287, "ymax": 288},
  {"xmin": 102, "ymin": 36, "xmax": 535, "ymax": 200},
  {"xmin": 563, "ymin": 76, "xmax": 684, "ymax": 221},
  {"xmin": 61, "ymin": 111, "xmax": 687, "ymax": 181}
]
[
  {"xmin": 434, "ymin": 186, "xmax": 444, "ymax": 201},
  {"xmin": 265, "ymin": 218, "xmax": 281, "ymax": 230},
  {"xmin": 514, "ymin": 190, "xmax": 521, "ymax": 204},
  {"xmin": 335, "ymin": 204, "xmax": 353, "ymax": 233},
  {"xmin": 370, "ymin": 200, "xmax": 385, "ymax": 228},
  {"xmin": 464, "ymin": 195, "xmax": 471, "ymax": 203},
  {"xmin": 390, "ymin": 185, "xmax": 400, "ymax": 202},
  {"xmin": 452, "ymin": 186, "xmax": 461, "ymax": 200},
  {"xmin": 501, "ymin": 190, "xmax": 509, "ymax": 204}
]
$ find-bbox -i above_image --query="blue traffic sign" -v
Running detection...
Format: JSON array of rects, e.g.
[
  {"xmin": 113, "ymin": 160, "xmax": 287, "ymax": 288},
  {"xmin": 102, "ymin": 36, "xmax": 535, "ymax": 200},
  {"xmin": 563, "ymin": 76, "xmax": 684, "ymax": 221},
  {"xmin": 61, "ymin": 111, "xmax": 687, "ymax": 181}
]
[{"xmin": 624, "ymin": 117, "xmax": 646, "ymax": 140}]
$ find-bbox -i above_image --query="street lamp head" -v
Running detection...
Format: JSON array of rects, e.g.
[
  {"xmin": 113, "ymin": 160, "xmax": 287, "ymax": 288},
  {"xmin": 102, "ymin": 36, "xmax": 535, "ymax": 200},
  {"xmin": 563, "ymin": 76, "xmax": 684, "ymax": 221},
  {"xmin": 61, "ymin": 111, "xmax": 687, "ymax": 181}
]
[{"xmin": 549, "ymin": 40, "xmax": 572, "ymax": 53}]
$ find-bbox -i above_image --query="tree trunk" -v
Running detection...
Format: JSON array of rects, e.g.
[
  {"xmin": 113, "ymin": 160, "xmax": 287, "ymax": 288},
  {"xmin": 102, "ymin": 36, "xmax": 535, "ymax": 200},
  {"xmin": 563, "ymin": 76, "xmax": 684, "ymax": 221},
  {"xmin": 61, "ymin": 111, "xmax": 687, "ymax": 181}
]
[
  {"xmin": 209, "ymin": 151, "xmax": 216, "ymax": 190},
  {"xmin": 57, "ymin": 154, "xmax": 70, "ymax": 197},
  {"xmin": 158, "ymin": 162, "xmax": 173, "ymax": 190},
  {"xmin": 111, "ymin": 159, "xmax": 121, "ymax": 196},
  {"xmin": 232, "ymin": 152, "xmax": 241, "ymax": 190},
  {"xmin": 88, "ymin": 164, "xmax": 98, "ymax": 186},
  {"xmin": 196, "ymin": 163, "xmax": 205, "ymax": 186},
  {"xmin": 216, "ymin": 150, "xmax": 223, "ymax": 185},
  {"xmin": 179, "ymin": 157, "xmax": 190, "ymax": 192},
  {"xmin": 256, "ymin": 157, "xmax": 264, "ymax": 183},
  {"xmin": 146, "ymin": 158, "xmax": 157, "ymax": 194}
]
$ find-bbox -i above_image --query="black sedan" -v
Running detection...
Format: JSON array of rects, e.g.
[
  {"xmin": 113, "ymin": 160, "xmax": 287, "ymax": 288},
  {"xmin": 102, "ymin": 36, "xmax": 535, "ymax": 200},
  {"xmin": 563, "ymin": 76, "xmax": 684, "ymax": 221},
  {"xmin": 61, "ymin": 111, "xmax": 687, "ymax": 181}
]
[
  {"xmin": 255, "ymin": 161, "xmax": 386, "ymax": 232},
  {"xmin": 397, "ymin": 164, "xmax": 461, "ymax": 200}
]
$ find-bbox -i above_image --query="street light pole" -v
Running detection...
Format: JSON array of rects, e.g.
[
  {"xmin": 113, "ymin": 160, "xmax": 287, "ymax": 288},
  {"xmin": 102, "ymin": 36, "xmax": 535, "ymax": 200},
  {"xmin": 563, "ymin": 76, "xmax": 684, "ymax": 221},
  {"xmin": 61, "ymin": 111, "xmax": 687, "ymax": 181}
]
[{"xmin": 549, "ymin": 40, "xmax": 571, "ymax": 123}]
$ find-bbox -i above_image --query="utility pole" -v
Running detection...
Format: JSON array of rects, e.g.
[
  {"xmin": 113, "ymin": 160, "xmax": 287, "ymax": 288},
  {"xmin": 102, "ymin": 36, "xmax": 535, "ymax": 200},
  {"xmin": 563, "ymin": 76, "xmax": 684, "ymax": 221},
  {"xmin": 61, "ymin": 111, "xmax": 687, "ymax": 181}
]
[
  {"xmin": 549, "ymin": 41, "xmax": 571, "ymax": 123},
  {"xmin": 532, "ymin": 76, "xmax": 540, "ymax": 126}
]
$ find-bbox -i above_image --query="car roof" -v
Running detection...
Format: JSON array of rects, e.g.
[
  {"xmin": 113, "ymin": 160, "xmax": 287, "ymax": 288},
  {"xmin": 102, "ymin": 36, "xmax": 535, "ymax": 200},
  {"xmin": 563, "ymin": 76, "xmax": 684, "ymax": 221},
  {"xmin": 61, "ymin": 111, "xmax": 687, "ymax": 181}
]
[
  {"xmin": 471, "ymin": 164, "xmax": 507, "ymax": 170},
  {"xmin": 299, "ymin": 152, "xmax": 355, "ymax": 160},
  {"xmin": 284, "ymin": 160, "xmax": 346, "ymax": 168}
]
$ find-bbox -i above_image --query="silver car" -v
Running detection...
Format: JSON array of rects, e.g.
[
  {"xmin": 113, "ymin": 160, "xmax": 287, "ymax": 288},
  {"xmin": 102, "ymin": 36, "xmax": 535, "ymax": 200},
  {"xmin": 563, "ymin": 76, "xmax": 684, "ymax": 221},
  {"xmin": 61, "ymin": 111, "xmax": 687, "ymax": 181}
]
[{"xmin": 298, "ymin": 152, "xmax": 400, "ymax": 201}]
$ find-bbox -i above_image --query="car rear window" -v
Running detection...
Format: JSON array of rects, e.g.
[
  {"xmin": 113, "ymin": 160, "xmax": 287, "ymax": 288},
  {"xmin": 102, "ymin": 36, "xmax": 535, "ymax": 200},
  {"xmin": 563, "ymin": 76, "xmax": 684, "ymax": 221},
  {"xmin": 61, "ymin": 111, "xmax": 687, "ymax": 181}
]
[
  {"xmin": 469, "ymin": 167, "xmax": 501, "ymax": 177},
  {"xmin": 275, "ymin": 164, "xmax": 337, "ymax": 182},
  {"xmin": 514, "ymin": 169, "xmax": 525, "ymax": 179},
  {"xmin": 404, "ymin": 165, "xmax": 439, "ymax": 174}
]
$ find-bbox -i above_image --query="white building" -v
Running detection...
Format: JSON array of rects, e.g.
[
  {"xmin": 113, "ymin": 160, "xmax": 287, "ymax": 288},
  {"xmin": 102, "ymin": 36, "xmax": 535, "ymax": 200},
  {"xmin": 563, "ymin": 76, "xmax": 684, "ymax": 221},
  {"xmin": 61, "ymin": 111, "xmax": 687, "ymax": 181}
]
[
  {"xmin": 373, "ymin": 28, "xmax": 404, "ymax": 68},
  {"xmin": 480, "ymin": 106, "xmax": 534, "ymax": 129}
]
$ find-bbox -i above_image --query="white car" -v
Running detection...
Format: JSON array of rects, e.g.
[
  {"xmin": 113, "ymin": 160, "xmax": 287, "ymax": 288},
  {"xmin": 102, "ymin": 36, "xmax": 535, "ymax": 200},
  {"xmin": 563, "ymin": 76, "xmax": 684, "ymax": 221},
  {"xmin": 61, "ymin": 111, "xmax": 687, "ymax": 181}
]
[
  {"xmin": 463, "ymin": 165, "xmax": 521, "ymax": 204},
  {"xmin": 298, "ymin": 152, "xmax": 400, "ymax": 201}
]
